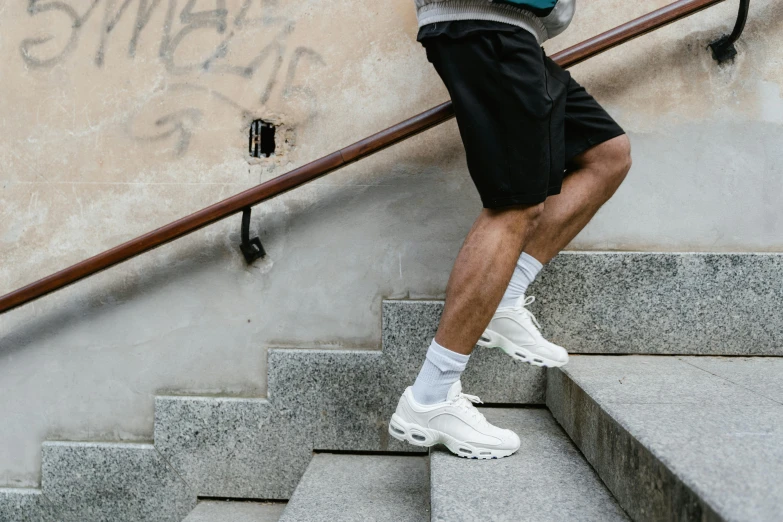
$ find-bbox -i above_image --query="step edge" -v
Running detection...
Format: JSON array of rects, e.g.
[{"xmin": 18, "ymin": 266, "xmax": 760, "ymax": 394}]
[{"xmin": 547, "ymin": 367, "xmax": 726, "ymax": 522}]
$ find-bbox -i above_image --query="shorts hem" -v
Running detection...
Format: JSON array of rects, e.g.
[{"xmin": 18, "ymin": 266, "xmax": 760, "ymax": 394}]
[
  {"xmin": 566, "ymin": 128, "xmax": 627, "ymax": 165},
  {"xmin": 482, "ymin": 190, "xmax": 556, "ymax": 209}
]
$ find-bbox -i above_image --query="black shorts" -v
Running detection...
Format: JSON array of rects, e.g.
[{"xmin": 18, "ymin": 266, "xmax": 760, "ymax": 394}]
[{"xmin": 422, "ymin": 24, "xmax": 626, "ymax": 208}]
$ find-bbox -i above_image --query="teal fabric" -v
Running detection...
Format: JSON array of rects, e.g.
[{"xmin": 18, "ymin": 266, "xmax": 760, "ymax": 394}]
[{"xmin": 492, "ymin": 0, "xmax": 558, "ymax": 16}]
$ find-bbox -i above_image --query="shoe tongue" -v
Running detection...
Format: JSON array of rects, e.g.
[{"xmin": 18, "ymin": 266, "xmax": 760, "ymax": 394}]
[{"xmin": 446, "ymin": 381, "xmax": 463, "ymax": 401}]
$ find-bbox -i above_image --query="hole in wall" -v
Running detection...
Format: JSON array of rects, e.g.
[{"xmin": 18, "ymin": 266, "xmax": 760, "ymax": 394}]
[{"xmin": 249, "ymin": 119, "xmax": 276, "ymax": 158}]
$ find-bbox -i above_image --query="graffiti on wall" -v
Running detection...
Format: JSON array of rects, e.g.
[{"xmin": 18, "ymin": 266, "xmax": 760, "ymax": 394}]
[{"xmin": 19, "ymin": 0, "xmax": 326, "ymax": 156}]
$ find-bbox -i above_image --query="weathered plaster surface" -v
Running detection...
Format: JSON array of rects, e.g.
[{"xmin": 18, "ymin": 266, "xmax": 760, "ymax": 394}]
[{"xmin": 0, "ymin": 0, "xmax": 781, "ymax": 486}]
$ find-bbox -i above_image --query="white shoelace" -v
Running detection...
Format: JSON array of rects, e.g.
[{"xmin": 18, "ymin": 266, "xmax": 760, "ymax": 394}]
[
  {"xmin": 453, "ymin": 392, "xmax": 488, "ymax": 427},
  {"xmin": 517, "ymin": 295, "xmax": 543, "ymax": 331}
]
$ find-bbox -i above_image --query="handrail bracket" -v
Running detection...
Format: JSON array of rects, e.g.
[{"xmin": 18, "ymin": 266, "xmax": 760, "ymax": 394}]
[
  {"xmin": 709, "ymin": 0, "xmax": 750, "ymax": 63},
  {"xmin": 240, "ymin": 207, "xmax": 266, "ymax": 264}
]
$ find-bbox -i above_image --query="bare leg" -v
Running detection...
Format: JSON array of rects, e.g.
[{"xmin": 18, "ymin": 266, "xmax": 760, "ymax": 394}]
[
  {"xmin": 525, "ymin": 135, "xmax": 632, "ymax": 264},
  {"xmin": 434, "ymin": 203, "xmax": 544, "ymax": 355}
]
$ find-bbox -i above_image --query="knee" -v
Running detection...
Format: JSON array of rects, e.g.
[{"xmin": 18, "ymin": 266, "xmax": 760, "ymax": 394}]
[
  {"xmin": 583, "ymin": 134, "xmax": 632, "ymax": 189},
  {"xmin": 604, "ymin": 134, "xmax": 632, "ymax": 186},
  {"xmin": 484, "ymin": 202, "xmax": 545, "ymax": 236},
  {"xmin": 615, "ymin": 134, "xmax": 633, "ymax": 178},
  {"xmin": 525, "ymin": 202, "xmax": 545, "ymax": 224}
]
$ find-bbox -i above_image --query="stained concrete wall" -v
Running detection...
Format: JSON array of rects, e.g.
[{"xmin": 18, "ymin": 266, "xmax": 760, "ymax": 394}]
[{"xmin": 0, "ymin": 0, "xmax": 781, "ymax": 487}]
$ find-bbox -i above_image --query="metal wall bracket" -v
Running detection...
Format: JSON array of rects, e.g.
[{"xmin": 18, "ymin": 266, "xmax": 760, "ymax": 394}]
[
  {"xmin": 708, "ymin": 0, "xmax": 750, "ymax": 63},
  {"xmin": 239, "ymin": 207, "xmax": 266, "ymax": 264}
]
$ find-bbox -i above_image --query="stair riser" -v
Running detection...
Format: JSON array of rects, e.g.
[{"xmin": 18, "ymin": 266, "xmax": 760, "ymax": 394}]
[
  {"xmin": 40, "ymin": 442, "xmax": 196, "ymax": 522},
  {"xmin": 383, "ymin": 300, "xmax": 546, "ymax": 403},
  {"xmin": 387, "ymin": 252, "xmax": 783, "ymax": 356},
  {"xmin": 0, "ymin": 488, "xmax": 58, "ymax": 522},
  {"xmin": 154, "ymin": 396, "xmax": 311, "ymax": 500}
]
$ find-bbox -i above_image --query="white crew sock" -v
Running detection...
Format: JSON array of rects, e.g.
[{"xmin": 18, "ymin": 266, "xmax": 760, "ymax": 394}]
[
  {"xmin": 499, "ymin": 252, "xmax": 543, "ymax": 309},
  {"xmin": 411, "ymin": 339, "xmax": 470, "ymax": 405}
]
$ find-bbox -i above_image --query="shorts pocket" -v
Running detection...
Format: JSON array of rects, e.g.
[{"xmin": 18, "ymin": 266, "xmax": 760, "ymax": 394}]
[
  {"xmin": 494, "ymin": 29, "xmax": 541, "ymax": 61},
  {"xmin": 544, "ymin": 55, "xmax": 571, "ymax": 85},
  {"xmin": 544, "ymin": 58, "xmax": 568, "ymax": 177}
]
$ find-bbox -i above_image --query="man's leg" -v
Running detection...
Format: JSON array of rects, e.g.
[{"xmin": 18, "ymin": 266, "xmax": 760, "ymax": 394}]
[
  {"xmin": 524, "ymin": 135, "xmax": 632, "ymax": 264},
  {"xmin": 435, "ymin": 203, "xmax": 545, "ymax": 355},
  {"xmin": 390, "ymin": 204, "xmax": 542, "ymax": 459},
  {"xmin": 479, "ymin": 135, "xmax": 632, "ymax": 367},
  {"xmin": 408, "ymin": 203, "xmax": 544, "ymax": 404}
]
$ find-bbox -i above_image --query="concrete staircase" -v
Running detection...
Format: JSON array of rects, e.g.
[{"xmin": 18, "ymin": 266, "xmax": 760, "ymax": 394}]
[{"xmin": 1, "ymin": 253, "xmax": 781, "ymax": 521}]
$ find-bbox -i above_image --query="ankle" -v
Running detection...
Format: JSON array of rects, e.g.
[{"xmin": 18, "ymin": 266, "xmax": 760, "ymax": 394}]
[
  {"xmin": 498, "ymin": 252, "xmax": 543, "ymax": 308},
  {"xmin": 411, "ymin": 340, "xmax": 470, "ymax": 405}
]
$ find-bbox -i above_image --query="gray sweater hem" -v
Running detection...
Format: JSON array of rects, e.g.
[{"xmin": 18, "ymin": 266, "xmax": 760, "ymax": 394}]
[{"xmin": 416, "ymin": 1, "xmax": 547, "ymax": 44}]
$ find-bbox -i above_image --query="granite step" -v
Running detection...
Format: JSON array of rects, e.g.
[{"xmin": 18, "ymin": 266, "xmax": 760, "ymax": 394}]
[
  {"xmin": 183, "ymin": 500, "xmax": 286, "ymax": 522},
  {"xmin": 152, "ymin": 344, "xmax": 542, "ymax": 503},
  {"xmin": 278, "ymin": 453, "xmax": 430, "ymax": 522},
  {"xmin": 0, "ymin": 488, "xmax": 57, "ymax": 522},
  {"xmin": 547, "ymin": 355, "xmax": 783, "ymax": 522},
  {"xmin": 429, "ymin": 408, "xmax": 628, "ymax": 522},
  {"xmin": 387, "ymin": 252, "xmax": 783, "ymax": 356},
  {"xmin": 40, "ymin": 441, "xmax": 196, "ymax": 521}
]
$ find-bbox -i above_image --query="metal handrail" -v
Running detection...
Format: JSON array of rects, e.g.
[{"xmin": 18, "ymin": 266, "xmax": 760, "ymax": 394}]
[{"xmin": 0, "ymin": 0, "xmax": 740, "ymax": 315}]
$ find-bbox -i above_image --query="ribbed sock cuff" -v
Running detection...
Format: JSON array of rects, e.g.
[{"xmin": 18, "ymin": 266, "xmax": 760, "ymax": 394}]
[
  {"xmin": 425, "ymin": 339, "xmax": 470, "ymax": 373},
  {"xmin": 519, "ymin": 252, "xmax": 543, "ymax": 274},
  {"xmin": 411, "ymin": 340, "xmax": 470, "ymax": 405},
  {"xmin": 499, "ymin": 252, "xmax": 544, "ymax": 308}
]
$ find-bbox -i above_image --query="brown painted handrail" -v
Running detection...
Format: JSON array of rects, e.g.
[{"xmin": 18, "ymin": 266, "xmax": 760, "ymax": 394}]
[{"xmin": 0, "ymin": 0, "xmax": 730, "ymax": 315}]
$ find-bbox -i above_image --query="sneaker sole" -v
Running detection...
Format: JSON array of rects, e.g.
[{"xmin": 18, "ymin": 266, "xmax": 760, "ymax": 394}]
[
  {"xmin": 477, "ymin": 328, "xmax": 568, "ymax": 368},
  {"xmin": 388, "ymin": 413, "xmax": 518, "ymax": 460}
]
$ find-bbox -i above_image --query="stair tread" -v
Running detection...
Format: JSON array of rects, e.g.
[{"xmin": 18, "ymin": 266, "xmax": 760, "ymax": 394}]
[
  {"xmin": 550, "ymin": 355, "xmax": 783, "ymax": 521},
  {"xmin": 183, "ymin": 500, "xmax": 286, "ymax": 522},
  {"xmin": 430, "ymin": 408, "xmax": 628, "ymax": 522},
  {"xmin": 279, "ymin": 453, "xmax": 429, "ymax": 522}
]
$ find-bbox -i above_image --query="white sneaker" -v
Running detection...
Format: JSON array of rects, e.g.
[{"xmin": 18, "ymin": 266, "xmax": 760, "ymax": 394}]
[
  {"xmin": 478, "ymin": 296, "xmax": 569, "ymax": 368},
  {"xmin": 388, "ymin": 381, "xmax": 520, "ymax": 459}
]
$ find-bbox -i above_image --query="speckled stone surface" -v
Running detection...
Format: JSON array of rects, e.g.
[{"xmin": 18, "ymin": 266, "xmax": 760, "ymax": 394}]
[
  {"xmin": 155, "ymin": 348, "xmax": 425, "ymax": 502},
  {"xmin": 154, "ymin": 306, "xmax": 554, "ymax": 501},
  {"xmin": 430, "ymin": 408, "xmax": 628, "ymax": 522},
  {"xmin": 40, "ymin": 441, "xmax": 195, "ymax": 522},
  {"xmin": 386, "ymin": 253, "xmax": 783, "ymax": 356},
  {"xmin": 547, "ymin": 355, "xmax": 783, "ymax": 522},
  {"xmin": 154, "ymin": 396, "xmax": 312, "ymax": 499},
  {"xmin": 0, "ymin": 488, "xmax": 59, "ymax": 522},
  {"xmin": 531, "ymin": 252, "xmax": 783, "ymax": 354},
  {"xmin": 383, "ymin": 301, "xmax": 546, "ymax": 404},
  {"xmin": 268, "ymin": 349, "xmax": 414, "ymax": 453},
  {"xmin": 279, "ymin": 454, "xmax": 429, "ymax": 522},
  {"xmin": 183, "ymin": 500, "xmax": 286, "ymax": 522}
]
